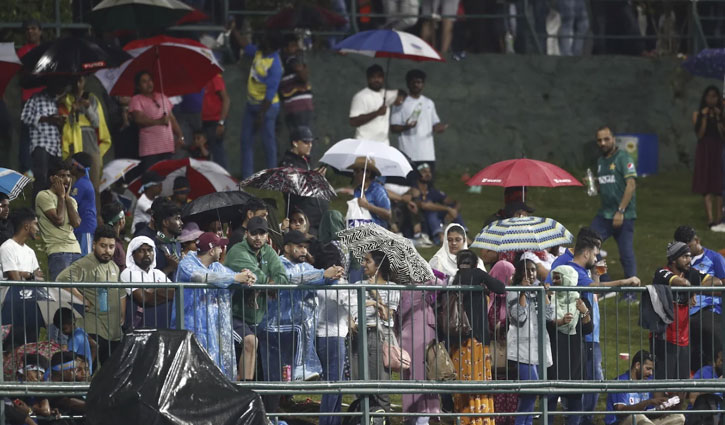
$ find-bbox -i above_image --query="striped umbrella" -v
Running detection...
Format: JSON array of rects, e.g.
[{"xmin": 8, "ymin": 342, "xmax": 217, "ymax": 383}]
[
  {"xmin": 0, "ymin": 168, "xmax": 31, "ymax": 201},
  {"xmin": 471, "ymin": 216, "xmax": 573, "ymax": 252}
]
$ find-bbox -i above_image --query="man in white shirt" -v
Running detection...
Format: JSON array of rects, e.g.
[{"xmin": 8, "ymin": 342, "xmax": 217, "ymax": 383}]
[
  {"xmin": 0, "ymin": 207, "xmax": 42, "ymax": 281},
  {"xmin": 132, "ymin": 170, "xmax": 164, "ymax": 234},
  {"xmin": 349, "ymin": 64, "xmax": 405, "ymax": 144},
  {"xmin": 390, "ymin": 69, "xmax": 448, "ymax": 170}
]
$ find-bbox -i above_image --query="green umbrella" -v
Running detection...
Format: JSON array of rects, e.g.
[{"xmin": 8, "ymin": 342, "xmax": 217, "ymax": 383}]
[{"xmin": 90, "ymin": 0, "xmax": 192, "ymax": 32}]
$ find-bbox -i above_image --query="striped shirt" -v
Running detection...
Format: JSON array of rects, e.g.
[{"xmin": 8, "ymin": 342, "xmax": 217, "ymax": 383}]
[
  {"xmin": 129, "ymin": 93, "xmax": 174, "ymax": 157},
  {"xmin": 279, "ymin": 54, "xmax": 313, "ymax": 114}
]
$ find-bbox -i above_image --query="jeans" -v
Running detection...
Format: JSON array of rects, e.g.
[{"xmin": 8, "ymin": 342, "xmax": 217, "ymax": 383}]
[
  {"xmin": 581, "ymin": 342, "xmax": 603, "ymax": 424},
  {"xmin": 48, "ymin": 252, "xmax": 82, "ymax": 282},
  {"xmin": 240, "ymin": 102, "xmax": 280, "ymax": 178},
  {"xmin": 515, "ymin": 362, "xmax": 539, "ymax": 425},
  {"xmin": 558, "ymin": 0, "xmax": 589, "ymax": 55},
  {"xmin": 317, "ymin": 336, "xmax": 346, "ymax": 425},
  {"xmin": 589, "ymin": 214, "xmax": 637, "ymax": 278},
  {"xmin": 423, "ymin": 210, "xmax": 466, "ymax": 243},
  {"xmin": 203, "ymin": 120, "xmax": 227, "ymax": 170},
  {"xmin": 327, "ymin": 0, "xmax": 351, "ymax": 47}
]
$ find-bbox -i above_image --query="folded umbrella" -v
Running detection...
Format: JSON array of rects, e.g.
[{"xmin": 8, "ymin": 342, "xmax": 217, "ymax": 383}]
[
  {"xmin": 337, "ymin": 223, "xmax": 434, "ymax": 284},
  {"xmin": 0, "ymin": 168, "xmax": 32, "ymax": 201},
  {"xmin": 471, "ymin": 216, "xmax": 574, "ymax": 252},
  {"xmin": 20, "ymin": 37, "xmax": 131, "ymax": 76}
]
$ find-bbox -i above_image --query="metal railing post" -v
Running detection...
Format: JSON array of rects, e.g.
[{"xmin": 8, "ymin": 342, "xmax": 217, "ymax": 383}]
[
  {"xmin": 524, "ymin": 0, "xmax": 544, "ymax": 54},
  {"xmin": 357, "ymin": 285, "xmax": 369, "ymax": 425},
  {"xmin": 537, "ymin": 287, "xmax": 548, "ymax": 425},
  {"xmin": 176, "ymin": 284, "xmax": 185, "ymax": 330},
  {"xmin": 55, "ymin": 0, "xmax": 62, "ymax": 37},
  {"xmin": 350, "ymin": 0, "xmax": 360, "ymax": 34}
]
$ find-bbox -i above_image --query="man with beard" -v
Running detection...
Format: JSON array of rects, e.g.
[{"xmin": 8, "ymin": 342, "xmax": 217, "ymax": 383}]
[
  {"xmin": 136, "ymin": 200, "xmax": 183, "ymax": 279},
  {"xmin": 590, "ymin": 126, "xmax": 638, "ymax": 289},
  {"xmin": 120, "ymin": 236, "xmax": 173, "ymax": 330},
  {"xmin": 57, "ymin": 225, "xmax": 123, "ymax": 365},
  {"xmin": 349, "ymin": 64, "xmax": 405, "ymax": 144},
  {"xmin": 0, "ymin": 193, "xmax": 13, "ymax": 245},
  {"xmin": 173, "ymin": 232, "xmax": 256, "ymax": 380},
  {"xmin": 101, "ymin": 202, "xmax": 126, "ymax": 271},
  {"xmin": 604, "ymin": 350, "xmax": 684, "ymax": 425},
  {"xmin": 0, "ymin": 208, "xmax": 42, "ymax": 281}
]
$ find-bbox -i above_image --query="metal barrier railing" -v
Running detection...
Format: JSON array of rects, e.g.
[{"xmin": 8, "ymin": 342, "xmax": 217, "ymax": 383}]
[{"xmin": 0, "ymin": 280, "xmax": 723, "ymax": 424}]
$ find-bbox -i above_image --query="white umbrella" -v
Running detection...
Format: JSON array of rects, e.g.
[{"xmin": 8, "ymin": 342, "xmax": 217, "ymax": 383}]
[
  {"xmin": 99, "ymin": 159, "xmax": 141, "ymax": 192},
  {"xmin": 319, "ymin": 138, "xmax": 413, "ymax": 178}
]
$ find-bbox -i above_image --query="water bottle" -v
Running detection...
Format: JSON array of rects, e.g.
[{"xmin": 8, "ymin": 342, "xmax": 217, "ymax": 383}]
[
  {"xmin": 98, "ymin": 288, "xmax": 108, "ymax": 313},
  {"xmin": 584, "ymin": 168, "xmax": 598, "ymax": 197}
]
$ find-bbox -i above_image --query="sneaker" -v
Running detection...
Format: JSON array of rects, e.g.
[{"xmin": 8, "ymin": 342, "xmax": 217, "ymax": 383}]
[
  {"xmin": 711, "ymin": 223, "xmax": 725, "ymax": 232},
  {"xmin": 302, "ymin": 372, "xmax": 320, "ymax": 381},
  {"xmin": 414, "ymin": 233, "xmax": 434, "ymax": 247}
]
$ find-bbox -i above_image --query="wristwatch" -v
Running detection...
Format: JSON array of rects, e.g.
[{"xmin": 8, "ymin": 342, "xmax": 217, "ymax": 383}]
[{"xmin": 617, "ymin": 207, "xmax": 625, "ymax": 214}]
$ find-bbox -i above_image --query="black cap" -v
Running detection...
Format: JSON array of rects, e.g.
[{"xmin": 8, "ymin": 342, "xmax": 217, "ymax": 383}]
[
  {"xmin": 504, "ymin": 201, "xmax": 535, "ymax": 218},
  {"xmin": 247, "ymin": 216, "xmax": 268, "ymax": 234},
  {"xmin": 173, "ymin": 176, "xmax": 190, "ymax": 194},
  {"xmin": 23, "ymin": 19, "xmax": 42, "ymax": 30},
  {"xmin": 284, "ymin": 230, "xmax": 311, "ymax": 245},
  {"xmin": 290, "ymin": 126, "xmax": 315, "ymax": 143}
]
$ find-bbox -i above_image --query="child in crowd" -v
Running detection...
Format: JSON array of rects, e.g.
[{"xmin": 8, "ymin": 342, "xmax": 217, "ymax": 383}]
[
  {"xmin": 48, "ymin": 308, "xmax": 96, "ymax": 374},
  {"xmin": 187, "ymin": 130, "xmax": 210, "ymax": 160}
]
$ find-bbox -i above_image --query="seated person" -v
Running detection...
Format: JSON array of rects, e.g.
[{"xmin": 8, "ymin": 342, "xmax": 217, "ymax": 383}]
[
  {"xmin": 280, "ymin": 209, "xmax": 314, "ymax": 240},
  {"xmin": 413, "ymin": 162, "xmax": 464, "ymax": 244},
  {"xmin": 15, "ymin": 356, "xmax": 55, "ymax": 420},
  {"xmin": 385, "ymin": 184, "xmax": 432, "ymax": 248},
  {"xmin": 688, "ymin": 350, "xmax": 723, "ymax": 406},
  {"xmin": 349, "ymin": 157, "xmax": 391, "ymax": 229},
  {"xmin": 605, "ymin": 350, "xmax": 685, "ymax": 425},
  {"xmin": 178, "ymin": 222, "xmax": 203, "ymax": 257},
  {"xmin": 47, "ymin": 308, "xmax": 96, "ymax": 373},
  {"xmin": 46, "ymin": 352, "xmax": 89, "ymax": 419}
]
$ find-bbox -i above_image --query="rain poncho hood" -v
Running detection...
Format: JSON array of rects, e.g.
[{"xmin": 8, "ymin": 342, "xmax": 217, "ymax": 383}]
[
  {"xmin": 429, "ymin": 223, "xmax": 485, "ymax": 277},
  {"xmin": 552, "ymin": 265, "xmax": 580, "ymax": 335}
]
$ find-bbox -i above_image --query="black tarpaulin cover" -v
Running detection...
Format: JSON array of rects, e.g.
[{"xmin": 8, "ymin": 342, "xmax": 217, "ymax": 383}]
[{"xmin": 86, "ymin": 329, "xmax": 267, "ymax": 425}]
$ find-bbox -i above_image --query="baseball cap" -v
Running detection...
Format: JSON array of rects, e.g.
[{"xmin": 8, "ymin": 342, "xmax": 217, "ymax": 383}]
[
  {"xmin": 290, "ymin": 126, "xmax": 315, "ymax": 143},
  {"xmin": 247, "ymin": 216, "xmax": 268, "ymax": 234},
  {"xmin": 284, "ymin": 230, "xmax": 311, "ymax": 245},
  {"xmin": 197, "ymin": 232, "xmax": 229, "ymax": 253},
  {"xmin": 173, "ymin": 176, "xmax": 191, "ymax": 194}
]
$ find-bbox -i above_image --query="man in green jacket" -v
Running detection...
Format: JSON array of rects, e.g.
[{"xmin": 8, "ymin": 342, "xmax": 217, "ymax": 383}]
[{"xmin": 225, "ymin": 216, "xmax": 287, "ymax": 381}]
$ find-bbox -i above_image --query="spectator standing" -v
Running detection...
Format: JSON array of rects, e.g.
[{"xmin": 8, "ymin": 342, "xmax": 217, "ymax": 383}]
[
  {"xmin": 0, "ymin": 193, "xmax": 13, "ymax": 245},
  {"xmin": 36, "ymin": 160, "xmax": 82, "ymax": 281},
  {"xmin": 16, "ymin": 19, "xmax": 43, "ymax": 176},
  {"xmin": 691, "ymin": 87, "xmax": 725, "ymax": 230},
  {"xmin": 349, "ymin": 157, "xmax": 392, "ymax": 228},
  {"xmin": 101, "ymin": 202, "xmax": 127, "ymax": 272},
  {"xmin": 420, "ymin": 0, "xmax": 457, "ymax": 53},
  {"xmin": 391, "ymin": 69, "xmax": 448, "ymax": 169},
  {"xmin": 383, "ymin": 0, "xmax": 420, "ymax": 30},
  {"xmin": 237, "ymin": 33, "xmax": 283, "ymax": 178},
  {"xmin": 21, "ymin": 80, "xmax": 67, "ymax": 203},
  {"xmin": 132, "ymin": 170, "xmax": 164, "ymax": 233},
  {"xmin": 0, "ymin": 208, "xmax": 42, "ymax": 282},
  {"xmin": 173, "ymin": 232, "xmax": 255, "ymax": 380},
  {"xmin": 591, "ymin": 126, "xmax": 638, "ymax": 284},
  {"xmin": 558, "ymin": 0, "xmax": 589, "ymax": 55},
  {"xmin": 173, "ymin": 90, "xmax": 204, "ymax": 153},
  {"xmin": 128, "ymin": 71, "xmax": 184, "ymax": 171},
  {"xmin": 279, "ymin": 35, "xmax": 314, "ymax": 130},
  {"xmin": 279, "ymin": 126, "xmax": 329, "ymax": 235},
  {"xmin": 201, "ymin": 73, "xmax": 230, "ymax": 169},
  {"xmin": 136, "ymin": 200, "xmax": 183, "ymax": 281},
  {"xmin": 70, "ymin": 153, "xmax": 97, "ymax": 256},
  {"xmin": 56, "ymin": 225, "xmax": 123, "ymax": 365},
  {"xmin": 349, "ymin": 65, "xmax": 405, "ymax": 144}
]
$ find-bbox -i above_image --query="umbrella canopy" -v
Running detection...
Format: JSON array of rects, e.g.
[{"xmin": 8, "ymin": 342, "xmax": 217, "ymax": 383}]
[
  {"xmin": 333, "ymin": 29, "xmax": 443, "ymax": 62},
  {"xmin": 266, "ymin": 5, "xmax": 347, "ymax": 29},
  {"xmin": 2, "ymin": 341, "xmax": 61, "ymax": 381},
  {"xmin": 682, "ymin": 48, "xmax": 725, "ymax": 79},
  {"xmin": 95, "ymin": 35, "xmax": 222, "ymax": 97},
  {"xmin": 471, "ymin": 216, "xmax": 574, "ymax": 252},
  {"xmin": 99, "ymin": 159, "xmax": 141, "ymax": 192},
  {"xmin": 91, "ymin": 0, "xmax": 193, "ymax": 32},
  {"xmin": 240, "ymin": 167, "xmax": 336, "ymax": 200},
  {"xmin": 0, "ymin": 43, "xmax": 21, "ymax": 96},
  {"xmin": 466, "ymin": 158, "xmax": 583, "ymax": 188},
  {"xmin": 337, "ymin": 223, "xmax": 434, "ymax": 284},
  {"xmin": 20, "ymin": 37, "xmax": 131, "ymax": 76},
  {"xmin": 128, "ymin": 158, "xmax": 238, "ymax": 199},
  {"xmin": 181, "ymin": 190, "xmax": 261, "ymax": 224},
  {"xmin": 0, "ymin": 168, "xmax": 31, "ymax": 201},
  {"xmin": 320, "ymin": 138, "xmax": 413, "ymax": 178}
]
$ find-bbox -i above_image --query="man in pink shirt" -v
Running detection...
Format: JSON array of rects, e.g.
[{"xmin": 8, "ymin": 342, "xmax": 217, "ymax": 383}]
[{"xmin": 128, "ymin": 71, "xmax": 183, "ymax": 171}]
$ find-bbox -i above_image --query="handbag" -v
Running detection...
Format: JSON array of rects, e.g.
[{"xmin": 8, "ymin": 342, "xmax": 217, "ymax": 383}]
[
  {"xmin": 488, "ymin": 339, "xmax": 508, "ymax": 373},
  {"xmin": 437, "ymin": 291, "xmax": 471, "ymax": 343},
  {"xmin": 379, "ymin": 325, "xmax": 411, "ymax": 372},
  {"xmin": 345, "ymin": 198, "xmax": 374, "ymax": 228},
  {"xmin": 425, "ymin": 340, "xmax": 457, "ymax": 381}
]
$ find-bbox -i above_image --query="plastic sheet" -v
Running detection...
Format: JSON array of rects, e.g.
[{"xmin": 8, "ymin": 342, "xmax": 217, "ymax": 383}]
[{"xmin": 86, "ymin": 329, "xmax": 267, "ymax": 425}]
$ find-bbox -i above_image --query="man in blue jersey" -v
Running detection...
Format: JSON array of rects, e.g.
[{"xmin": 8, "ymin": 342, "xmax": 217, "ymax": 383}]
[
  {"xmin": 70, "ymin": 153, "xmax": 97, "ymax": 256},
  {"xmin": 604, "ymin": 350, "xmax": 684, "ymax": 425},
  {"xmin": 673, "ymin": 225, "xmax": 724, "ymax": 373},
  {"xmin": 547, "ymin": 227, "xmax": 641, "ymax": 425}
]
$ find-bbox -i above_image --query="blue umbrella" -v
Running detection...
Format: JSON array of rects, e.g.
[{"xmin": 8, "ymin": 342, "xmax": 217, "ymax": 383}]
[
  {"xmin": 471, "ymin": 216, "xmax": 573, "ymax": 252},
  {"xmin": 682, "ymin": 48, "xmax": 725, "ymax": 81},
  {"xmin": 0, "ymin": 168, "xmax": 31, "ymax": 201},
  {"xmin": 333, "ymin": 29, "xmax": 444, "ymax": 62}
]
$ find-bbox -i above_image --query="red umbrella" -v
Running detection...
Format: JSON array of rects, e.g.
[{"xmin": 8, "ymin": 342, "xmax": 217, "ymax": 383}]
[
  {"xmin": 94, "ymin": 35, "xmax": 222, "ymax": 97},
  {"xmin": 467, "ymin": 159, "xmax": 582, "ymax": 200},
  {"xmin": 176, "ymin": 8, "xmax": 209, "ymax": 25},
  {"xmin": 0, "ymin": 43, "xmax": 21, "ymax": 97},
  {"xmin": 128, "ymin": 158, "xmax": 238, "ymax": 199}
]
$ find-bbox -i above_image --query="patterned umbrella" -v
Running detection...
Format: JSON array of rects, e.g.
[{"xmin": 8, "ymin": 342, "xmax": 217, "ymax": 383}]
[
  {"xmin": 682, "ymin": 48, "xmax": 725, "ymax": 80},
  {"xmin": 240, "ymin": 167, "xmax": 336, "ymax": 200},
  {"xmin": 0, "ymin": 168, "xmax": 32, "ymax": 201},
  {"xmin": 471, "ymin": 216, "xmax": 573, "ymax": 252},
  {"xmin": 337, "ymin": 223, "xmax": 434, "ymax": 284}
]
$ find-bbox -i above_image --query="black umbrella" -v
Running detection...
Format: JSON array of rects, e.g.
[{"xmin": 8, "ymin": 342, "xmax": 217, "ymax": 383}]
[
  {"xmin": 91, "ymin": 0, "xmax": 193, "ymax": 32},
  {"xmin": 181, "ymin": 190, "xmax": 260, "ymax": 224},
  {"xmin": 20, "ymin": 37, "xmax": 131, "ymax": 76}
]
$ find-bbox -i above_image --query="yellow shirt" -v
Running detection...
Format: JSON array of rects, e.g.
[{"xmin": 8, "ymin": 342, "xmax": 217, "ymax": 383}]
[
  {"xmin": 35, "ymin": 190, "xmax": 81, "ymax": 255},
  {"xmin": 246, "ymin": 49, "xmax": 282, "ymax": 105}
]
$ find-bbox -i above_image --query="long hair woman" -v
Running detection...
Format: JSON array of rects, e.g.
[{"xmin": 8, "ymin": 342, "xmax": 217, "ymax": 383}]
[{"xmin": 692, "ymin": 85, "xmax": 725, "ymax": 229}]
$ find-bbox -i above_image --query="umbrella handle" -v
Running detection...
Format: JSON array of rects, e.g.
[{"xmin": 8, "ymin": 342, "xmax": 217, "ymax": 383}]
[{"xmin": 155, "ymin": 46, "xmax": 167, "ymax": 114}]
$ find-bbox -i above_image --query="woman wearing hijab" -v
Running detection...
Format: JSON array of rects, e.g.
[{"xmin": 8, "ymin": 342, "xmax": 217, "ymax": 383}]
[
  {"xmin": 488, "ymin": 261, "xmax": 517, "ymax": 425},
  {"xmin": 546, "ymin": 264, "xmax": 593, "ymax": 425},
  {"xmin": 429, "ymin": 223, "xmax": 484, "ymax": 278}
]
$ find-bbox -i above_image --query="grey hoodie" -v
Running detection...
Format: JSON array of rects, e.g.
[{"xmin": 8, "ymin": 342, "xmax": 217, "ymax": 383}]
[{"xmin": 506, "ymin": 287, "xmax": 554, "ymax": 366}]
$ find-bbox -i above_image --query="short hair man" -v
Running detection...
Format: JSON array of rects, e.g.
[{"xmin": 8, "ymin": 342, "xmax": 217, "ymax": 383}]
[
  {"xmin": 57, "ymin": 225, "xmax": 123, "ymax": 366},
  {"xmin": 101, "ymin": 201, "xmax": 126, "ymax": 271},
  {"xmin": 349, "ymin": 65, "xmax": 405, "ymax": 144},
  {"xmin": 0, "ymin": 207, "xmax": 42, "ymax": 282},
  {"xmin": 225, "ymin": 216, "xmax": 289, "ymax": 383},
  {"xmin": 673, "ymin": 225, "xmax": 725, "ymax": 372},
  {"xmin": 132, "ymin": 170, "xmax": 164, "ymax": 234},
  {"xmin": 49, "ymin": 307, "xmax": 96, "ymax": 374},
  {"xmin": 391, "ymin": 69, "xmax": 448, "ymax": 169},
  {"xmin": 70, "ymin": 152, "xmax": 98, "ymax": 256},
  {"xmin": 604, "ymin": 350, "xmax": 685, "ymax": 425},
  {"xmin": 136, "ymin": 199, "xmax": 183, "ymax": 279},
  {"xmin": 36, "ymin": 158, "xmax": 82, "ymax": 281},
  {"xmin": 228, "ymin": 198, "xmax": 269, "ymax": 249}
]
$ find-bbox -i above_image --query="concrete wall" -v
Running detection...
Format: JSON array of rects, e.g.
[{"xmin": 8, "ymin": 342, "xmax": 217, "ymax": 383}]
[{"xmin": 2, "ymin": 52, "xmax": 714, "ymax": 177}]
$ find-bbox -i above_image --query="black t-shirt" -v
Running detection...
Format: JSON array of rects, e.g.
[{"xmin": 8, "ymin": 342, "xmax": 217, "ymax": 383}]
[{"xmin": 652, "ymin": 267, "xmax": 702, "ymax": 305}]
